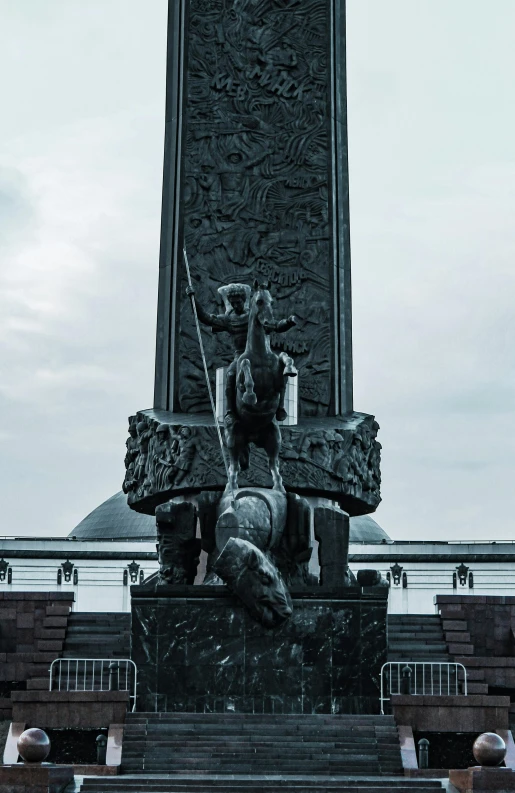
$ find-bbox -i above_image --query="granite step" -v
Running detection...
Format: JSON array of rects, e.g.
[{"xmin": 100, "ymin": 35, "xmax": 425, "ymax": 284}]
[
  {"xmin": 467, "ymin": 682, "xmax": 489, "ymax": 694},
  {"xmin": 27, "ymin": 677, "xmax": 52, "ymax": 690},
  {"xmin": 127, "ymin": 726, "xmax": 400, "ymax": 733},
  {"xmin": 79, "ymin": 779, "xmax": 443, "ymax": 793},
  {"xmin": 60, "ymin": 648, "xmax": 130, "ymax": 655},
  {"xmin": 131, "ymin": 714, "xmax": 398, "ymax": 721},
  {"xmin": 79, "ymin": 788, "xmax": 444, "ymax": 792},
  {"xmin": 63, "ymin": 636, "xmax": 129, "ymax": 644},
  {"xmin": 388, "ymin": 625, "xmax": 444, "ymax": 632},
  {"xmin": 388, "ymin": 629, "xmax": 445, "ymax": 637},
  {"xmin": 66, "ymin": 612, "xmax": 131, "ymax": 622},
  {"xmin": 123, "ymin": 735, "xmax": 401, "ymax": 744},
  {"xmin": 123, "ymin": 753, "xmax": 398, "ymax": 762},
  {"xmin": 387, "ymin": 655, "xmax": 451, "ymax": 662},
  {"xmin": 123, "ymin": 740, "xmax": 398, "ymax": 748},
  {"xmin": 388, "ymin": 636, "xmax": 444, "ymax": 642},
  {"xmin": 461, "ymin": 669, "xmax": 486, "ymax": 681},
  {"xmin": 66, "ymin": 626, "xmax": 129, "ymax": 635},
  {"xmin": 128, "ymin": 734, "xmax": 402, "ymax": 740},
  {"xmin": 388, "ymin": 615, "xmax": 441, "ymax": 622},
  {"xmin": 78, "ymin": 774, "xmax": 444, "ymax": 793},
  {"xmin": 122, "ymin": 765, "xmax": 386, "ymax": 774},
  {"xmin": 126, "ymin": 749, "xmax": 402, "ymax": 756},
  {"xmin": 125, "ymin": 730, "xmax": 400, "ymax": 737},
  {"xmin": 123, "ymin": 732, "xmax": 400, "ymax": 738},
  {"xmin": 132, "ymin": 744, "xmax": 402, "ymax": 750},
  {"xmin": 388, "ymin": 620, "xmax": 442, "ymax": 626},
  {"xmin": 127, "ymin": 725, "xmax": 399, "ymax": 733},
  {"xmin": 126, "ymin": 738, "xmax": 399, "ymax": 744},
  {"xmin": 388, "ymin": 635, "xmax": 446, "ymax": 643}
]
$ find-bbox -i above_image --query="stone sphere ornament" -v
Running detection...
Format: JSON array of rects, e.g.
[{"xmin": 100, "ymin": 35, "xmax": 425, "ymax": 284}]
[
  {"xmin": 17, "ymin": 728, "xmax": 51, "ymax": 764},
  {"xmin": 473, "ymin": 732, "xmax": 506, "ymax": 766}
]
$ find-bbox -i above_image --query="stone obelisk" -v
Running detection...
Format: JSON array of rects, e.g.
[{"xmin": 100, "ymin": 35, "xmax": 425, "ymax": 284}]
[{"xmin": 154, "ymin": 0, "xmax": 352, "ymax": 418}]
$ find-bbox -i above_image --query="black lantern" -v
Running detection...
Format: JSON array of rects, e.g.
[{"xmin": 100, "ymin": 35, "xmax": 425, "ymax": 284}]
[
  {"xmin": 390, "ymin": 563, "xmax": 403, "ymax": 586},
  {"xmin": 456, "ymin": 563, "xmax": 469, "ymax": 586},
  {"xmin": 61, "ymin": 560, "xmax": 74, "ymax": 583},
  {"xmin": 128, "ymin": 561, "xmax": 140, "ymax": 583}
]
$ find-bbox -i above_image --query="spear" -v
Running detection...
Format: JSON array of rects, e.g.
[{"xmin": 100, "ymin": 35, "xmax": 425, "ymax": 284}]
[{"xmin": 183, "ymin": 248, "xmax": 236, "ymax": 504}]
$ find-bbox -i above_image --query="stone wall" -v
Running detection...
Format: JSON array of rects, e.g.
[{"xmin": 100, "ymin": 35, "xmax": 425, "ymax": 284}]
[
  {"xmin": 10, "ymin": 690, "xmax": 129, "ymax": 729},
  {"xmin": 391, "ymin": 694, "xmax": 510, "ymax": 732},
  {"xmin": 436, "ymin": 595, "xmax": 515, "ymax": 694},
  {"xmin": 0, "ymin": 592, "xmax": 74, "ymax": 720},
  {"xmin": 436, "ymin": 594, "xmax": 515, "ymax": 657}
]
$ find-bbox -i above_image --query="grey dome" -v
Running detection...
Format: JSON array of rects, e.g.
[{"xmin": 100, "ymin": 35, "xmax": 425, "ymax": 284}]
[
  {"xmin": 349, "ymin": 515, "xmax": 392, "ymax": 544},
  {"xmin": 70, "ymin": 491, "xmax": 392, "ymax": 545},
  {"xmin": 70, "ymin": 491, "xmax": 156, "ymax": 540}
]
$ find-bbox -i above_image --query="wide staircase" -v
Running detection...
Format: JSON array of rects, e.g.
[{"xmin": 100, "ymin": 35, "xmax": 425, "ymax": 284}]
[
  {"xmin": 119, "ymin": 713, "xmax": 403, "ymax": 776},
  {"xmin": 62, "ymin": 612, "xmax": 131, "ymax": 659},
  {"xmin": 77, "ymin": 713, "xmax": 443, "ymax": 793},
  {"xmin": 387, "ymin": 615, "xmax": 450, "ymax": 663}
]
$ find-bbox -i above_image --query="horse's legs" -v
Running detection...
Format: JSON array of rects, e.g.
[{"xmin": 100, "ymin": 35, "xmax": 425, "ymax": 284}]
[
  {"xmin": 226, "ymin": 440, "xmax": 240, "ymax": 492},
  {"xmin": 225, "ymin": 423, "xmax": 244, "ymax": 492},
  {"xmin": 239, "ymin": 358, "xmax": 257, "ymax": 406},
  {"xmin": 227, "ymin": 452, "xmax": 240, "ymax": 492},
  {"xmin": 278, "ymin": 352, "xmax": 297, "ymax": 377},
  {"xmin": 262, "ymin": 420, "xmax": 284, "ymax": 492},
  {"xmin": 224, "ymin": 361, "xmax": 237, "ymax": 417}
]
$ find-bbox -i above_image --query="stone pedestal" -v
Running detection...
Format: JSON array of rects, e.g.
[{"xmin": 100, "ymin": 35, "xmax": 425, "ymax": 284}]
[
  {"xmin": 450, "ymin": 767, "xmax": 515, "ymax": 792},
  {"xmin": 0, "ymin": 765, "xmax": 73, "ymax": 793},
  {"xmin": 131, "ymin": 583, "xmax": 387, "ymax": 715}
]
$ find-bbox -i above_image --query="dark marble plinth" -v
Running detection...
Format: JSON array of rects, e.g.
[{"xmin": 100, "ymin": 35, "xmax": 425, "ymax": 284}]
[{"xmin": 131, "ymin": 584, "xmax": 387, "ymax": 714}]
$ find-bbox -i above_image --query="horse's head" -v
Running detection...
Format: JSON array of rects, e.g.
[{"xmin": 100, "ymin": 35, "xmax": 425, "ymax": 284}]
[{"xmin": 251, "ymin": 279, "xmax": 274, "ymax": 326}]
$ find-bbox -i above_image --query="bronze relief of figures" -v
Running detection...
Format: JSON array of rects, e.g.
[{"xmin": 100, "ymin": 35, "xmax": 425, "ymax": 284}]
[
  {"xmin": 180, "ymin": 0, "xmax": 333, "ymax": 417},
  {"xmin": 122, "ymin": 409, "xmax": 381, "ymax": 517}
]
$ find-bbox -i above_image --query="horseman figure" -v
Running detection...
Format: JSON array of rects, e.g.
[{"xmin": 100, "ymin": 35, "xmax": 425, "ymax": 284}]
[
  {"xmin": 185, "ymin": 280, "xmax": 297, "ymax": 425},
  {"xmin": 186, "ymin": 279, "xmax": 297, "ymax": 491}
]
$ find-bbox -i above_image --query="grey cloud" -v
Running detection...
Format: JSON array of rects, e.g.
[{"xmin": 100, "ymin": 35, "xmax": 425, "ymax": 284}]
[{"xmin": 0, "ymin": 168, "xmax": 36, "ymax": 246}]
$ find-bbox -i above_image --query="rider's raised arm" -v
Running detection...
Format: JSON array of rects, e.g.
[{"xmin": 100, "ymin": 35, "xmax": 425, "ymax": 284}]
[
  {"xmin": 186, "ymin": 286, "xmax": 225, "ymax": 328},
  {"xmin": 263, "ymin": 315, "xmax": 297, "ymax": 334},
  {"xmin": 195, "ymin": 299, "xmax": 218, "ymax": 327}
]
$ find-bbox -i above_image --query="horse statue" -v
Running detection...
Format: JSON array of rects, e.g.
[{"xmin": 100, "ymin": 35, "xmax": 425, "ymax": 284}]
[{"xmin": 224, "ymin": 279, "xmax": 297, "ymax": 492}]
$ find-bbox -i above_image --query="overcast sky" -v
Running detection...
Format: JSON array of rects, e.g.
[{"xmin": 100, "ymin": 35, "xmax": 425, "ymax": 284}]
[{"xmin": 1, "ymin": 1, "xmax": 514, "ymax": 540}]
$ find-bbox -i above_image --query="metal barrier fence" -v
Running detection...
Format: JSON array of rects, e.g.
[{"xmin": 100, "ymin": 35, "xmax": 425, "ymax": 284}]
[
  {"xmin": 49, "ymin": 658, "xmax": 137, "ymax": 711},
  {"xmin": 380, "ymin": 661, "xmax": 467, "ymax": 714}
]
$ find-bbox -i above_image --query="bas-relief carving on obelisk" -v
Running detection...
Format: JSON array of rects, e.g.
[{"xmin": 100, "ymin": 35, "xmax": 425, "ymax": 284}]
[
  {"xmin": 126, "ymin": 2, "xmax": 386, "ymax": 711},
  {"xmin": 154, "ymin": 0, "xmax": 352, "ymax": 419}
]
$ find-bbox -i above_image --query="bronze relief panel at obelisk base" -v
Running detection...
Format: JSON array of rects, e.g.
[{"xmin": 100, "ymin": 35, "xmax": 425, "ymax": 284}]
[{"xmin": 127, "ymin": 0, "xmax": 387, "ymax": 715}]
